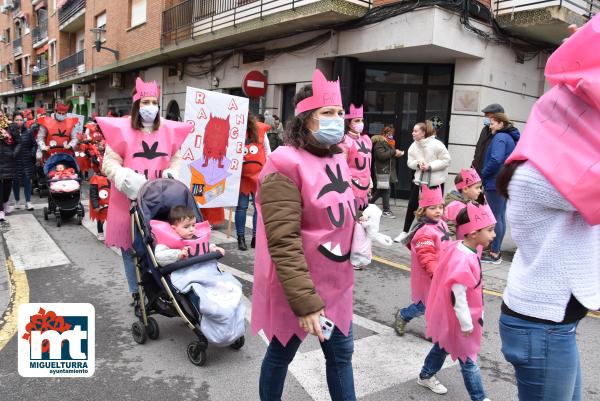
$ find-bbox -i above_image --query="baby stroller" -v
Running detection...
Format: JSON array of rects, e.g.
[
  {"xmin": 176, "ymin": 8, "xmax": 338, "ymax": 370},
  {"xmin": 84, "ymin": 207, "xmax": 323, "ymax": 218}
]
[
  {"xmin": 42, "ymin": 153, "xmax": 85, "ymax": 227},
  {"xmin": 130, "ymin": 178, "xmax": 245, "ymax": 366}
]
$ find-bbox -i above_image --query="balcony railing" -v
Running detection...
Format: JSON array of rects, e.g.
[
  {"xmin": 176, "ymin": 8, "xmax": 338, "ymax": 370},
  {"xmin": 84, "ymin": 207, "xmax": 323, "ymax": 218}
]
[
  {"xmin": 32, "ymin": 66, "xmax": 49, "ymax": 87},
  {"xmin": 58, "ymin": 0, "xmax": 86, "ymax": 27},
  {"xmin": 12, "ymin": 75, "xmax": 23, "ymax": 90},
  {"xmin": 162, "ymin": 0, "xmax": 372, "ymax": 46},
  {"xmin": 58, "ymin": 49, "xmax": 85, "ymax": 79},
  {"xmin": 494, "ymin": 0, "xmax": 600, "ymax": 18},
  {"xmin": 32, "ymin": 18, "xmax": 48, "ymax": 46},
  {"xmin": 12, "ymin": 37, "xmax": 22, "ymax": 56}
]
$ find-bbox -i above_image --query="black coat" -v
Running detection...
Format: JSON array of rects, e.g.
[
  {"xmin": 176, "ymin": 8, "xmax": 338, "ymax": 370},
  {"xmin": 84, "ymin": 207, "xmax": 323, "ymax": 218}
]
[
  {"xmin": 10, "ymin": 124, "xmax": 36, "ymax": 179},
  {"xmin": 0, "ymin": 126, "xmax": 21, "ymax": 180}
]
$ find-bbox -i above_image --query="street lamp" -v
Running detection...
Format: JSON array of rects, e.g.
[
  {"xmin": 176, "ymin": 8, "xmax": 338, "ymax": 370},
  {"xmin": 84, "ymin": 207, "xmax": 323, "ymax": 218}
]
[{"xmin": 91, "ymin": 27, "xmax": 119, "ymax": 60}]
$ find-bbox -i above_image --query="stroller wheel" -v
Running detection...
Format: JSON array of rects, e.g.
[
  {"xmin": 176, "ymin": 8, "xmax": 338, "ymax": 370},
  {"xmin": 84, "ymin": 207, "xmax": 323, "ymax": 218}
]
[
  {"xmin": 187, "ymin": 341, "xmax": 207, "ymax": 366},
  {"xmin": 230, "ymin": 336, "xmax": 245, "ymax": 350},
  {"xmin": 56, "ymin": 215, "xmax": 62, "ymax": 227},
  {"xmin": 146, "ymin": 317, "xmax": 160, "ymax": 340},
  {"xmin": 76, "ymin": 215, "xmax": 83, "ymax": 225},
  {"xmin": 43, "ymin": 207, "xmax": 49, "ymax": 221},
  {"xmin": 131, "ymin": 321, "xmax": 147, "ymax": 344}
]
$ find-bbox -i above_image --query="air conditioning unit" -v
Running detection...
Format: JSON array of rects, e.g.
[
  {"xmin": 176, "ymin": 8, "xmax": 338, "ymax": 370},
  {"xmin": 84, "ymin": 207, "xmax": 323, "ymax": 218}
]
[
  {"xmin": 0, "ymin": 6, "xmax": 7, "ymax": 14},
  {"xmin": 110, "ymin": 72, "xmax": 122, "ymax": 88},
  {"xmin": 0, "ymin": 34, "xmax": 6, "ymax": 43}
]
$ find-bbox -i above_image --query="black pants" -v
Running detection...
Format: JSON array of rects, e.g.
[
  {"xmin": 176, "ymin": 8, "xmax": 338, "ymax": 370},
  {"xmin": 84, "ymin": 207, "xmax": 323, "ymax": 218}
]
[
  {"xmin": 371, "ymin": 188, "xmax": 390, "ymax": 211},
  {"xmin": 0, "ymin": 179, "xmax": 13, "ymax": 211},
  {"xmin": 97, "ymin": 220, "xmax": 104, "ymax": 234},
  {"xmin": 403, "ymin": 182, "xmax": 421, "ymax": 232}
]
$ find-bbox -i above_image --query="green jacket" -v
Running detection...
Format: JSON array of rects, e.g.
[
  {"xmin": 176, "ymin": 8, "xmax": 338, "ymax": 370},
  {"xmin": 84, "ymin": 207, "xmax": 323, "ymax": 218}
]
[{"xmin": 371, "ymin": 135, "xmax": 398, "ymax": 184}]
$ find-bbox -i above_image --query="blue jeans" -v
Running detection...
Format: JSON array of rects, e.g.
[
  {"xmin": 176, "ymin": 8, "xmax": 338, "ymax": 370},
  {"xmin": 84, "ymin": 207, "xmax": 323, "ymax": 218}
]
[
  {"xmin": 485, "ymin": 189, "xmax": 506, "ymax": 253},
  {"xmin": 420, "ymin": 343, "xmax": 487, "ymax": 401},
  {"xmin": 499, "ymin": 313, "xmax": 581, "ymax": 401},
  {"xmin": 399, "ymin": 301, "xmax": 425, "ymax": 322},
  {"xmin": 259, "ymin": 326, "xmax": 356, "ymax": 401},
  {"xmin": 235, "ymin": 192, "xmax": 256, "ymax": 237},
  {"xmin": 12, "ymin": 175, "xmax": 32, "ymax": 203},
  {"xmin": 121, "ymin": 248, "xmax": 138, "ymax": 294}
]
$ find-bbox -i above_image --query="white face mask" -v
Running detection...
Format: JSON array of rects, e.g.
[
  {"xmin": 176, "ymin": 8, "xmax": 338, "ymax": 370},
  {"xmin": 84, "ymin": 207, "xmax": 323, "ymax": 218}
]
[
  {"xmin": 139, "ymin": 105, "xmax": 159, "ymax": 124},
  {"xmin": 55, "ymin": 113, "xmax": 66, "ymax": 122}
]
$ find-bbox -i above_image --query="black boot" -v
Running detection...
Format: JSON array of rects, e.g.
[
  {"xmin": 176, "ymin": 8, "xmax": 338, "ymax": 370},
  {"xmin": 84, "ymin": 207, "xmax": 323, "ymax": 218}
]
[
  {"xmin": 251, "ymin": 236, "xmax": 256, "ymax": 248},
  {"xmin": 237, "ymin": 235, "xmax": 247, "ymax": 251}
]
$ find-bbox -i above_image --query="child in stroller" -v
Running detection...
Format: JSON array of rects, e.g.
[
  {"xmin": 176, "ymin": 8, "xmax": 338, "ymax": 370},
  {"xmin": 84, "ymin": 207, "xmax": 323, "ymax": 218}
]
[{"xmin": 48, "ymin": 163, "xmax": 80, "ymax": 193}]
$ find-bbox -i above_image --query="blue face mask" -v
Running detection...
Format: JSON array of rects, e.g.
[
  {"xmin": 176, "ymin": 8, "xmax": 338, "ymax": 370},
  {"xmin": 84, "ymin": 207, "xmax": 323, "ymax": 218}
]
[
  {"xmin": 312, "ymin": 117, "xmax": 344, "ymax": 146},
  {"xmin": 483, "ymin": 117, "xmax": 491, "ymax": 126}
]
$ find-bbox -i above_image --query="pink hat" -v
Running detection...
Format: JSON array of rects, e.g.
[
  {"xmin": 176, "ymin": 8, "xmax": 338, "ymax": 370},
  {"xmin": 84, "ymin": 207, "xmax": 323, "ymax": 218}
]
[
  {"xmin": 132, "ymin": 77, "xmax": 160, "ymax": 103},
  {"xmin": 344, "ymin": 104, "xmax": 363, "ymax": 120},
  {"xmin": 456, "ymin": 202, "xmax": 497, "ymax": 239},
  {"xmin": 295, "ymin": 69, "xmax": 343, "ymax": 116},
  {"xmin": 419, "ymin": 185, "xmax": 443, "ymax": 208},
  {"xmin": 506, "ymin": 14, "xmax": 600, "ymax": 225},
  {"xmin": 455, "ymin": 168, "xmax": 482, "ymax": 190}
]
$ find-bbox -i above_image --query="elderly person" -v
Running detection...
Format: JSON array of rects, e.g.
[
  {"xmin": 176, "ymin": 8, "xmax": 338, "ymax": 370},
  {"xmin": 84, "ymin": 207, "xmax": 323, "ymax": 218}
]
[
  {"xmin": 11, "ymin": 112, "xmax": 36, "ymax": 210},
  {"xmin": 472, "ymin": 103, "xmax": 505, "ymax": 175},
  {"xmin": 252, "ymin": 69, "xmax": 357, "ymax": 401}
]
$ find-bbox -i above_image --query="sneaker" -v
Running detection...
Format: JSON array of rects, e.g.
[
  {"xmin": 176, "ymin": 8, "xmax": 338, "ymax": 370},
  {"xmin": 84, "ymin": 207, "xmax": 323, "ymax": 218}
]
[
  {"xmin": 14, "ymin": 201, "xmax": 21, "ymax": 209},
  {"xmin": 3, "ymin": 203, "xmax": 14, "ymax": 214},
  {"xmin": 0, "ymin": 211, "xmax": 5, "ymax": 221},
  {"xmin": 25, "ymin": 202, "xmax": 34, "ymax": 211},
  {"xmin": 417, "ymin": 375, "xmax": 448, "ymax": 395},
  {"xmin": 394, "ymin": 311, "xmax": 407, "ymax": 336},
  {"xmin": 394, "ymin": 231, "xmax": 408, "ymax": 243},
  {"xmin": 483, "ymin": 399, "xmax": 492, "ymax": 401},
  {"xmin": 382, "ymin": 210, "xmax": 396, "ymax": 219},
  {"xmin": 353, "ymin": 265, "xmax": 364, "ymax": 271},
  {"xmin": 482, "ymin": 252, "xmax": 502, "ymax": 265},
  {"xmin": 97, "ymin": 232, "xmax": 105, "ymax": 241}
]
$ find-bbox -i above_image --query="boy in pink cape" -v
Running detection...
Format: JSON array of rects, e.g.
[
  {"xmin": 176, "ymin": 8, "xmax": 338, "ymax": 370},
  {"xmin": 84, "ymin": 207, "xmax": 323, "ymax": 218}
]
[{"xmin": 418, "ymin": 202, "xmax": 496, "ymax": 401}]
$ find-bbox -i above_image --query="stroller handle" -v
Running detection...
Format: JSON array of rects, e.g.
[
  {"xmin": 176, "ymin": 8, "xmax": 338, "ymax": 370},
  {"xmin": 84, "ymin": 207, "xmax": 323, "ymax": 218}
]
[{"xmin": 160, "ymin": 251, "xmax": 224, "ymax": 275}]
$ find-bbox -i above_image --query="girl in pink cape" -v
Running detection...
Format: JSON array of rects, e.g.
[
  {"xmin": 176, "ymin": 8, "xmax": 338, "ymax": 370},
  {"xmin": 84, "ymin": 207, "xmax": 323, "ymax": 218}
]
[
  {"xmin": 252, "ymin": 69, "xmax": 357, "ymax": 401},
  {"xmin": 497, "ymin": 19, "xmax": 600, "ymax": 401},
  {"xmin": 419, "ymin": 202, "xmax": 496, "ymax": 401},
  {"xmin": 98, "ymin": 77, "xmax": 190, "ymax": 310},
  {"xmin": 394, "ymin": 185, "xmax": 451, "ymax": 336}
]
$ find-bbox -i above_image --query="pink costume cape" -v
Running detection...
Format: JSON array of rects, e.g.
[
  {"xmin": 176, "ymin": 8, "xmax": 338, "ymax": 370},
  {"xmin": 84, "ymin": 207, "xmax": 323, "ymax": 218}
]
[
  {"xmin": 425, "ymin": 242, "xmax": 483, "ymax": 363},
  {"xmin": 251, "ymin": 146, "xmax": 357, "ymax": 346},
  {"xmin": 445, "ymin": 200, "xmax": 465, "ymax": 224},
  {"xmin": 409, "ymin": 220, "xmax": 451, "ymax": 304},
  {"xmin": 97, "ymin": 117, "xmax": 190, "ymax": 250},
  {"xmin": 149, "ymin": 220, "xmax": 211, "ymax": 257},
  {"xmin": 340, "ymin": 134, "xmax": 372, "ymax": 209},
  {"xmin": 506, "ymin": 15, "xmax": 600, "ymax": 225}
]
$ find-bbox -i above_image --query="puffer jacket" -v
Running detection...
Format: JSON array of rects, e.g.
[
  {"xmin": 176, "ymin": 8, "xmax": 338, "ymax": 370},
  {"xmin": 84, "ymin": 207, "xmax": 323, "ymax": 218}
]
[
  {"xmin": 0, "ymin": 127, "xmax": 21, "ymax": 180},
  {"xmin": 406, "ymin": 136, "xmax": 451, "ymax": 187},
  {"xmin": 371, "ymin": 134, "xmax": 398, "ymax": 184},
  {"xmin": 481, "ymin": 125, "xmax": 520, "ymax": 190},
  {"xmin": 10, "ymin": 124, "xmax": 36, "ymax": 180}
]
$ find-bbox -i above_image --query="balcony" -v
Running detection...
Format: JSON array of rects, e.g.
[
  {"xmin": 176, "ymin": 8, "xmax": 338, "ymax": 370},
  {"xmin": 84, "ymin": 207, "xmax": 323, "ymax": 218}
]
[
  {"xmin": 58, "ymin": 50, "xmax": 85, "ymax": 79},
  {"xmin": 12, "ymin": 75, "xmax": 23, "ymax": 90},
  {"xmin": 32, "ymin": 18, "xmax": 48, "ymax": 48},
  {"xmin": 493, "ymin": 1, "xmax": 600, "ymax": 44},
  {"xmin": 32, "ymin": 66, "xmax": 49, "ymax": 87},
  {"xmin": 162, "ymin": 0, "xmax": 372, "ymax": 47},
  {"xmin": 58, "ymin": 0, "xmax": 86, "ymax": 32},
  {"xmin": 12, "ymin": 37, "xmax": 22, "ymax": 56}
]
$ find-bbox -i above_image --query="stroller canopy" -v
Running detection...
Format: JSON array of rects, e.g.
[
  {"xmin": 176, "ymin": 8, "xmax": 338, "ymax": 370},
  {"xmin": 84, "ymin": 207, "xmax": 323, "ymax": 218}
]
[{"xmin": 44, "ymin": 153, "xmax": 80, "ymax": 176}]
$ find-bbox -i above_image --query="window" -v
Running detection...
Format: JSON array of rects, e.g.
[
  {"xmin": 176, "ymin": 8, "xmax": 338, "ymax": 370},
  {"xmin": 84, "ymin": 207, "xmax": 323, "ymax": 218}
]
[
  {"xmin": 49, "ymin": 40, "xmax": 56, "ymax": 65},
  {"xmin": 24, "ymin": 56, "xmax": 31, "ymax": 75},
  {"xmin": 4, "ymin": 28, "xmax": 10, "ymax": 43},
  {"xmin": 95, "ymin": 11, "xmax": 106, "ymax": 42},
  {"xmin": 130, "ymin": 0, "xmax": 147, "ymax": 28}
]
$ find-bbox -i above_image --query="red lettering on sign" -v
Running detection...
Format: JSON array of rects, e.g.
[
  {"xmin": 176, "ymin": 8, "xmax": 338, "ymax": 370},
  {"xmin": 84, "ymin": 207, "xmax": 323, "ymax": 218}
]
[
  {"xmin": 228, "ymin": 99, "xmax": 238, "ymax": 111},
  {"xmin": 195, "ymin": 91, "xmax": 205, "ymax": 104},
  {"xmin": 230, "ymin": 127, "xmax": 239, "ymax": 139},
  {"xmin": 182, "ymin": 148, "xmax": 194, "ymax": 161},
  {"xmin": 194, "ymin": 135, "xmax": 203, "ymax": 148},
  {"xmin": 236, "ymin": 114, "xmax": 245, "ymax": 125},
  {"xmin": 197, "ymin": 108, "xmax": 208, "ymax": 120},
  {"xmin": 230, "ymin": 159, "xmax": 239, "ymax": 170},
  {"xmin": 236, "ymin": 141, "xmax": 243, "ymax": 153},
  {"xmin": 186, "ymin": 120, "xmax": 195, "ymax": 133}
]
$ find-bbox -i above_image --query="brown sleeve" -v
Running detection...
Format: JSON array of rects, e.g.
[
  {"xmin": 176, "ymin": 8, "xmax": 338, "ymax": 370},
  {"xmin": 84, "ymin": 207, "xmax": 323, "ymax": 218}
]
[{"xmin": 260, "ymin": 172, "xmax": 325, "ymax": 317}]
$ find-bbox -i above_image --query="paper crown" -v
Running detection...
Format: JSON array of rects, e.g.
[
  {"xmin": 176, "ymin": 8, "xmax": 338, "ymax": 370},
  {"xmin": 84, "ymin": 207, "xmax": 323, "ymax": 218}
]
[
  {"xmin": 132, "ymin": 77, "xmax": 160, "ymax": 103},
  {"xmin": 456, "ymin": 202, "xmax": 497, "ymax": 239},
  {"xmin": 419, "ymin": 185, "xmax": 443, "ymax": 208},
  {"xmin": 55, "ymin": 102, "xmax": 69, "ymax": 113},
  {"xmin": 455, "ymin": 168, "xmax": 482, "ymax": 190},
  {"xmin": 36, "ymin": 107, "xmax": 46, "ymax": 115},
  {"xmin": 344, "ymin": 103, "xmax": 363, "ymax": 120},
  {"xmin": 295, "ymin": 69, "xmax": 343, "ymax": 116}
]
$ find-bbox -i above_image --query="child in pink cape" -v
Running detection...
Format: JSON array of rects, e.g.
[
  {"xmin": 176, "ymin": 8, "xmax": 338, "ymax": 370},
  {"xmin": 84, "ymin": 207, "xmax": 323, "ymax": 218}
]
[
  {"xmin": 394, "ymin": 185, "xmax": 451, "ymax": 336},
  {"xmin": 444, "ymin": 168, "xmax": 483, "ymax": 238},
  {"xmin": 418, "ymin": 202, "xmax": 496, "ymax": 401}
]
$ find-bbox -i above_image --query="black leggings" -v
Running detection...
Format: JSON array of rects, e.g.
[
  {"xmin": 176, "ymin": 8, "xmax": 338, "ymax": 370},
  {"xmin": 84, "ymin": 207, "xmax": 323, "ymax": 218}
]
[
  {"xmin": 402, "ymin": 182, "xmax": 420, "ymax": 232},
  {"xmin": 370, "ymin": 189, "xmax": 390, "ymax": 212},
  {"xmin": 0, "ymin": 179, "xmax": 13, "ymax": 211},
  {"xmin": 97, "ymin": 220, "xmax": 104, "ymax": 234}
]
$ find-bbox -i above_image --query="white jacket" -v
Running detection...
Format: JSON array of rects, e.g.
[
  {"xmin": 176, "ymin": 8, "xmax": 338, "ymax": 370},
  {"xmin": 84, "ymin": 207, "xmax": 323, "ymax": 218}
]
[{"xmin": 406, "ymin": 136, "xmax": 451, "ymax": 187}]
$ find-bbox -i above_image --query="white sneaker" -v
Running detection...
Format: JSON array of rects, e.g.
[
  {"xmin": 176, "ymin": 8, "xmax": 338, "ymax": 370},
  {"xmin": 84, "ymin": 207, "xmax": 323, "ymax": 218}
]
[
  {"xmin": 97, "ymin": 233, "xmax": 105, "ymax": 241},
  {"xmin": 0, "ymin": 211, "xmax": 5, "ymax": 221},
  {"xmin": 483, "ymin": 399, "xmax": 491, "ymax": 401},
  {"xmin": 417, "ymin": 375, "xmax": 448, "ymax": 395},
  {"xmin": 25, "ymin": 202, "xmax": 34, "ymax": 211},
  {"xmin": 394, "ymin": 231, "xmax": 408, "ymax": 243},
  {"xmin": 14, "ymin": 201, "xmax": 21, "ymax": 209},
  {"xmin": 3, "ymin": 203, "xmax": 14, "ymax": 214}
]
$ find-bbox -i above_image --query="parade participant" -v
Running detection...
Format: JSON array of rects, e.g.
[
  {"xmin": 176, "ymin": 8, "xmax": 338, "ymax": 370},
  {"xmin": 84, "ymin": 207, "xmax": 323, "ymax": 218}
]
[
  {"xmin": 253, "ymin": 69, "xmax": 357, "ymax": 401},
  {"xmin": 75, "ymin": 132, "xmax": 93, "ymax": 180},
  {"xmin": 36, "ymin": 102, "xmax": 78, "ymax": 159},
  {"xmin": 497, "ymin": 18, "xmax": 600, "ymax": 401},
  {"xmin": 98, "ymin": 77, "xmax": 190, "ymax": 308},
  {"xmin": 419, "ymin": 202, "xmax": 495, "ymax": 401},
  {"xmin": 235, "ymin": 114, "xmax": 268, "ymax": 251},
  {"xmin": 11, "ymin": 112, "xmax": 36, "ymax": 211},
  {"xmin": 36, "ymin": 107, "xmax": 46, "ymax": 118},
  {"xmin": 394, "ymin": 185, "xmax": 450, "ymax": 336},
  {"xmin": 340, "ymin": 104, "xmax": 372, "ymax": 211},
  {"xmin": 89, "ymin": 156, "xmax": 110, "ymax": 241},
  {"xmin": 444, "ymin": 168, "xmax": 483, "ymax": 238},
  {"xmin": 0, "ymin": 112, "xmax": 21, "ymax": 220}
]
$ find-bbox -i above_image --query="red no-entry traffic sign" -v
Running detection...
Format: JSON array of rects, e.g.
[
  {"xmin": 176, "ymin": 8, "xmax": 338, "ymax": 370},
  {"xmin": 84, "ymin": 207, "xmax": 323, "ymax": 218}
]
[{"xmin": 242, "ymin": 71, "xmax": 268, "ymax": 98}]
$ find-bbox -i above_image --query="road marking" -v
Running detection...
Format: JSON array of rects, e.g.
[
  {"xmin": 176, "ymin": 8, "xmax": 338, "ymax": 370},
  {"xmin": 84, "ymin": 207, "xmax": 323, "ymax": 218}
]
[
  {"xmin": 4, "ymin": 214, "xmax": 70, "ymax": 271},
  {"xmin": 0, "ymin": 258, "xmax": 30, "ymax": 352}
]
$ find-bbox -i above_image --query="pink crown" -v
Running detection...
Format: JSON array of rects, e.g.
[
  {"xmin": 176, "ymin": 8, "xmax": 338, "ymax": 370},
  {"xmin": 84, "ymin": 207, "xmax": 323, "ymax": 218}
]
[
  {"xmin": 295, "ymin": 69, "xmax": 343, "ymax": 116},
  {"xmin": 132, "ymin": 77, "xmax": 160, "ymax": 102},
  {"xmin": 344, "ymin": 104, "xmax": 363, "ymax": 120},
  {"xmin": 456, "ymin": 202, "xmax": 497, "ymax": 239},
  {"xmin": 455, "ymin": 168, "xmax": 482, "ymax": 190},
  {"xmin": 419, "ymin": 185, "xmax": 443, "ymax": 208}
]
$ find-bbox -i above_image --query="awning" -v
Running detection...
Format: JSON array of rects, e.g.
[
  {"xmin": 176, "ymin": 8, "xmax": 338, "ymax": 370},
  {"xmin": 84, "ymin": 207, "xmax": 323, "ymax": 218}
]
[{"xmin": 35, "ymin": 43, "xmax": 49, "ymax": 55}]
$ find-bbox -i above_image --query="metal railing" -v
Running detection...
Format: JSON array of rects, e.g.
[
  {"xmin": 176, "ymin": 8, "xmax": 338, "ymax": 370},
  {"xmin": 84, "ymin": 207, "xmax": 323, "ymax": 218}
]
[
  {"xmin": 161, "ymin": 0, "xmax": 372, "ymax": 46},
  {"xmin": 32, "ymin": 18, "xmax": 48, "ymax": 45},
  {"xmin": 494, "ymin": 0, "xmax": 600, "ymax": 18},
  {"xmin": 32, "ymin": 66, "xmax": 49, "ymax": 87},
  {"xmin": 58, "ymin": 0, "xmax": 86, "ymax": 27},
  {"xmin": 12, "ymin": 36, "xmax": 22, "ymax": 56},
  {"xmin": 58, "ymin": 49, "xmax": 85, "ymax": 79},
  {"xmin": 12, "ymin": 75, "xmax": 23, "ymax": 90}
]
